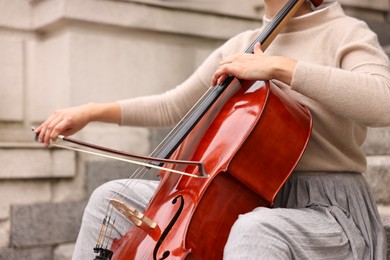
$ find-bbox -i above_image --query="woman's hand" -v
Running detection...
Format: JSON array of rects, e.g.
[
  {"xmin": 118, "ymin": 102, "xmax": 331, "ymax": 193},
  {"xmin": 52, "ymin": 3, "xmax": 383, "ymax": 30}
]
[
  {"xmin": 211, "ymin": 42, "xmax": 297, "ymax": 86},
  {"xmin": 34, "ymin": 104, "xmax": 94, "ymax": 146},
  {"xmin": 34, "ymin": 102, "xmax": 121, "ymax": 146}
]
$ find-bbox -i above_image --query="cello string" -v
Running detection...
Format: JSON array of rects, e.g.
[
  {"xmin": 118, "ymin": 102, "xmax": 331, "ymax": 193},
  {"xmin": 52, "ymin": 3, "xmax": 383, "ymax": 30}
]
[
  {"xmin": 46, "ymin": 142, "xmax": 193, "ymax": 250},
  {"xmin": 84, "ymin": 79, "xmax": 223, "ymax": 218},
  {"xmin": 89, "ymin": 88, "xmax": 222, "ymax": 249},
  {"xmin": 106, "ymin": 218, "xmax": 116, "ymax": 248},
  {"xmin": 98, "ymin": 166, "xmax": 152, "ymax": 250},
  {"xmin": 97, "ymin": 84, "xmax": 229, "ymax": 248}
]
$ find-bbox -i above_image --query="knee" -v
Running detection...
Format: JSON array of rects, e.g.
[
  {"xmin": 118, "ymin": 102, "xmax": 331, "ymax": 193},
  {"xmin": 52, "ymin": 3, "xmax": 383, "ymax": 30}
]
[
  {"xmin": 86, "ymin": 179, "xmax": 158, "ymax": 214},
  {"xmin": 89, "ymin": 180, "xmax": 117, "ymax": 204},
  {"xmin": 224, "ymin": 208, "xmax": 291, "ymax": 259},
  {"xmin": 226, "ymin": 207, "xmax": 290, "ymax": 248},
  {"xmin": 85, "ymin": 180, "xmax": 124, "ymax": 215},
  {"xmin": 230, "ymin": 207, "xmax": 276, "ymax": 236}
]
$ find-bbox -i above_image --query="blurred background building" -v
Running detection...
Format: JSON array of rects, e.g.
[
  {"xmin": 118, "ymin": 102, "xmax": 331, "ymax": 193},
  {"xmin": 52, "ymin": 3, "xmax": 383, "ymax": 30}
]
[{"xmin": 0, "ymin": 0, "xmax": 389, "ymax": 259}]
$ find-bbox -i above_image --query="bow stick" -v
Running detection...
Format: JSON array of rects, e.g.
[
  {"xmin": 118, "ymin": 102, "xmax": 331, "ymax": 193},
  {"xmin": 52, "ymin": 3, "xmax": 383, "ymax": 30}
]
[{"xmin": 31, "ymin": 127, "xmax": 208, "ymax": 178}]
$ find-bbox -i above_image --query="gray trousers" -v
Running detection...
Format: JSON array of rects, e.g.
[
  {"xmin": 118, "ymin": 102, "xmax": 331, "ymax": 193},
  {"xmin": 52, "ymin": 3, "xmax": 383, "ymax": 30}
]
[{"xmin": 72, "ymin": 173, "xmax": 385, "ymax": 259}]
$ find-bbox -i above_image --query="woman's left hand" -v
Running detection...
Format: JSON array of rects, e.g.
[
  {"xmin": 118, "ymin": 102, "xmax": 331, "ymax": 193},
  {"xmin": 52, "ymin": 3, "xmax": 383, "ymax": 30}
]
[{"xmin": 211, "ymin": 42, "xmax": 297, "ymax": 86}]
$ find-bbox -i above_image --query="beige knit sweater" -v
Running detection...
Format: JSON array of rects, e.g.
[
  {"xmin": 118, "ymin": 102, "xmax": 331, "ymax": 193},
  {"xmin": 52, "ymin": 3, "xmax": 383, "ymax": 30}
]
[{"xmin": 119, "ymin": 2, "xmax": 390, "ymax": 173}]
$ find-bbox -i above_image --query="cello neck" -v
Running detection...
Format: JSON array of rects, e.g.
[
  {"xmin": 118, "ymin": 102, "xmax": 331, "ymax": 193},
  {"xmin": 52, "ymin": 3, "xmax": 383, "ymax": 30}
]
[{"xmin": 246, "ymin": 0, "xmax": 309, "ymax": 53}]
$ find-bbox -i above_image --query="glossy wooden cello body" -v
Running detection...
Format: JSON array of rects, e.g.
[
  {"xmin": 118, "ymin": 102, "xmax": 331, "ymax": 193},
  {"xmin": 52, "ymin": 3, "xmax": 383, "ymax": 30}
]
[{"xmin": 101, "ymin": 0, "xmax": 322, "ymax": 259}]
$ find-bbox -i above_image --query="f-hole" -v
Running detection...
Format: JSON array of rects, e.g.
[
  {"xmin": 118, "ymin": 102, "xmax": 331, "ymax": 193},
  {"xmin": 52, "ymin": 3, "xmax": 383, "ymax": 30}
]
[{"xmin": 153, "ymin": 195, "xmax": 184, "ymax": 260}]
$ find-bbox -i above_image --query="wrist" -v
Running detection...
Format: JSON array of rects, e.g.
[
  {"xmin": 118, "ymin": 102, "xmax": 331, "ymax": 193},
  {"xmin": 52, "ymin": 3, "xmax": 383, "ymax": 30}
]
[
  {"xmin": 271, "ymin": 57, "xmax": 297, "ymax": 85},
  {"xmin": 84, "ymin": 103, "xmax": 100, "ymax": 122},
  {"xmin": 87, "ymin": 102, "xmax": 122, "ymax": 124}
]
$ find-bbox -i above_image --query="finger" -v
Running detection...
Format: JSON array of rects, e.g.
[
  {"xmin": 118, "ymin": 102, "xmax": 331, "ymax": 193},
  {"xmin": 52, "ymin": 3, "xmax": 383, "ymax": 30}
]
[
  {"xmin": 217, "ymin": 74, "xmax": 229, "ymax": 85},
  {"xmin": 50, "ymin": 120, "xmax": 71, "ymax": 142},
  {"xmin": 253, "ymin": 42, "xmax": 263, "ymax": 54},
  {"xmin": 35, "ymin": 125, "xmax": 45, "ymax": 143},
  {"xmin": 34, "ymin": 125, "xmax": 42, "ymax": 134},
  {"xmin": 33, "ymin": 125, "xmax": 43, "ymax": 143},
  {"xmin": 37, "ymin": 123, "xmax": 51, "ymax": 144},
  {"xmin": 212, "ymin": 65, "xmax": 230, "ymax": 86},
  {"xmin": 35, "ymin": 112, "xmax": 60, "ymax": 142},
  {"xmin": 42, "ymin": 116, "xmax": 65, "ymax": 145},
  {"xmin": 212, "ymin": 67, "xmax": 223, "ymax": 86}
]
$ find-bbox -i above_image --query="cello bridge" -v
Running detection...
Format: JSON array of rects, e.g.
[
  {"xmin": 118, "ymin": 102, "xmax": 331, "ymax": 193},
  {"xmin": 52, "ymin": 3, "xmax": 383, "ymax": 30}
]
[{"xmin": 109, "ymin": 199, "xmax": 157, "ymax": 229}]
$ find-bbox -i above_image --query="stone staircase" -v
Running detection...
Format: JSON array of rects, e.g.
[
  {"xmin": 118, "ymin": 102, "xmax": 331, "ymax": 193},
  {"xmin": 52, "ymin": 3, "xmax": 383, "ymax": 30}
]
[
  {"xmin": 363, "ymin": 128, "xmax": 390, "ymax": 259},
  {"xmin": 1, "ymin": 15, "xmax": 390, "ymax": 260},
  {"xmin": 364, "ymin": 19, "xmax": 390, "ymax": 259}
]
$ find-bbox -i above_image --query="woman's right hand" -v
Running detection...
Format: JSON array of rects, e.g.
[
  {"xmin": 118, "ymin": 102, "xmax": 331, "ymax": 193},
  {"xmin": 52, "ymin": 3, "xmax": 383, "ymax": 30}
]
[
  {"xmin": 34, "ymin": 103, "xmax": 96, "ymax": 146},
  {"xmin": 34, "ymin": 102, "xmax": 122, "ymax": 146}
]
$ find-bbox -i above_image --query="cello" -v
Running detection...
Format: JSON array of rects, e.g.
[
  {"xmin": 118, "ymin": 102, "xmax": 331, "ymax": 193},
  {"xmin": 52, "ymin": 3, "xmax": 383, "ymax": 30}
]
[
  {"xmin": 100, "ymin": 0, "xmax": 320, "ymax": 258},
  {"xmin": 39, "ymin": 0, "xmax": 321, "ymax": 259}
]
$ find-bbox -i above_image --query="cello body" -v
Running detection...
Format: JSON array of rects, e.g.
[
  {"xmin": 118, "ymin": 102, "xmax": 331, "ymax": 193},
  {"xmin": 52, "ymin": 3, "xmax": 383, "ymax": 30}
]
[{"xmin": 111, "ymin": 78, "xmax": 312, "ymax": 259}]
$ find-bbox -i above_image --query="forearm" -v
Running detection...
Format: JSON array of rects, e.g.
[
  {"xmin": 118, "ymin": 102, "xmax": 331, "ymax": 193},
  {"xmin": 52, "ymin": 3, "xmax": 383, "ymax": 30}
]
[
  {"xmin": 292, "ymin": 62, "xmax": 390, "ymax": 126},
  {"xmin": 120, "ymin": 72, "xmax": 208, "ymax": 127},
  {"xmin": 87, "ymin": 102, "xmax": 122, "ymax": 125}
]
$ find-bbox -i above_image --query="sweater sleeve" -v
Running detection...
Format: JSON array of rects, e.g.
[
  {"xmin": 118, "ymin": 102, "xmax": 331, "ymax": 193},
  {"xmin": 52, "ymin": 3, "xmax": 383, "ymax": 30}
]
[
  {"xmin": 118, "ymin": 71, "xmax": 209, "ymax": 127},
  {"xmin": 118, "ymin": 39, "xmax": 225, "ymax": 127},
  {"xmin": 118, "ymin": 30, "xmax": 259, "ymax": 127},
  {"xmin": 291, "ymin": 21, "xmax": 390, "ymax": 127}
]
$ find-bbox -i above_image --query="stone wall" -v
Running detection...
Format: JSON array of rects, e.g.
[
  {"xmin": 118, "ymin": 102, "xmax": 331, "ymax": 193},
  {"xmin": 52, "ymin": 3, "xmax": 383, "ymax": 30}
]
[{"xmin": 0, "ymin": 0, "xmax": 389, "ymax": 259}]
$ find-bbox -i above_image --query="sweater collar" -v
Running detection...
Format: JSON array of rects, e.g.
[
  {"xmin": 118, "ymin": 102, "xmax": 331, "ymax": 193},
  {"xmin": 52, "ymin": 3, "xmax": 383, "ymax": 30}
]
[{"xmin": 262, "ymin": 1, "xmax": 345, "ymax": 33}]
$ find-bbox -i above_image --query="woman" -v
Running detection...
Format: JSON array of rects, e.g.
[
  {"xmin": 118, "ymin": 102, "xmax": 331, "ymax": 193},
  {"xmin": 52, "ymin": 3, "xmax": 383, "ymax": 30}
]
[{"xmin": 35, "ymin": 0, "xmax": 390, "ymax": 259}]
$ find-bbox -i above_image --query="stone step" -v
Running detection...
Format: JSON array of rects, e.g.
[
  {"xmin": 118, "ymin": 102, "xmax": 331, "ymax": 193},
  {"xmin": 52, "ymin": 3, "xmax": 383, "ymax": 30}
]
[
  {"xmin": 10, "ymin": 201, "xmax": 86, "ymax": 248},
  {"xmin": 0, "ymin": 247, "xmax": 52, "ymax": 260},
  {"xmin": 366, "ymin": 20, "xmax": 390, "ymax": 47},
  {"xmin": 379, "ymin": 206, "xmax": 390, "ymax": 260},
  {"xmin": 364, "ymin": 156, "xmax": 390, "ymax": 204},
  {"xmin": 54, "ymin": 243, "xmax": 75, "ymax": 260},
  {"xmin": 0, "ymin": 143, "xmax": 76, "ymax": 179},
  {"xmin": 362, "ymin": 127, "xmax": 390, "ymax": 207},
  {"xmin": 363, "ymin": 127, "xmax": 390, "ymax": 155}
]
